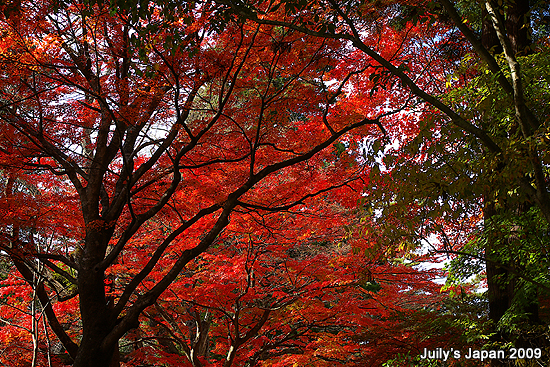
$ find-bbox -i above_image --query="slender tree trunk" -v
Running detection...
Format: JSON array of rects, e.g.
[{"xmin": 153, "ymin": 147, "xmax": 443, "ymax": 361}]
[
  {"xmin": 481, "ymin": 6, "xmax": 512, "ymax": 343},
  {"xmin": 31, "ymin": 280, "xmax": 39, "ymax": 367}
]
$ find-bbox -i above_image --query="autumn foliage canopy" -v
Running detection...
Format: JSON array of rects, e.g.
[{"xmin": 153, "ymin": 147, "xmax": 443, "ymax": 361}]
[{"xmin": 0, "ymin": 0, "xmax": 549, "ymax": 366}]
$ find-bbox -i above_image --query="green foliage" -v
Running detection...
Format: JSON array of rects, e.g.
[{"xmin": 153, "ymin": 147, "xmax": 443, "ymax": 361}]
[
  {"xmin": 439, "ymin": 40, "xmax": 550, "ymax": 342},
  {"xmin": 358, "ymin": 281, "xmax": 381, "ymax": 293},
  {"xmin": 383, "ymin": 351, "xmax": 437, "ymax": 367},
  {"xmin": 332, "ymin": 142, "xmax": 346, "ymax": 158}
]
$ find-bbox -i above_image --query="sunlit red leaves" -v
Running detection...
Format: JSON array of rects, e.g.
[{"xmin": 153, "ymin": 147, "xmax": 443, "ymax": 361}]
[
  {"xmin": 106, "ymin": 195, "xmax": 456, "ymax": 366},
  {"xmin": 0, "ymin": 271, "xmax": 73, "ymax": 366},
  {"xmin": 0, "ymin": 0, "xmax": 471, "ymax": 365}
]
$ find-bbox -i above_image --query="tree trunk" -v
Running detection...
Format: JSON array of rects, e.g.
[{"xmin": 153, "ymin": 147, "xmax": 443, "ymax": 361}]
[
  {"xmin": 73, "ymin": 230, "xmax": 118, "ymax": 367},
  {"xmin": 483, "ymin": 199, "xmax": 514, "ymax": 334},
  {"xmin": 481, "ymin": 2, "xmax": 538, "ymax": 366}
]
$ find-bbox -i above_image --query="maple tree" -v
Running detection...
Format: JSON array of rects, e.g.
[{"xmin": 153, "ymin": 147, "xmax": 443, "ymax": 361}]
[{"xmin": 1, "ymin": 0, "xmax": 548, "ymax": 366}]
